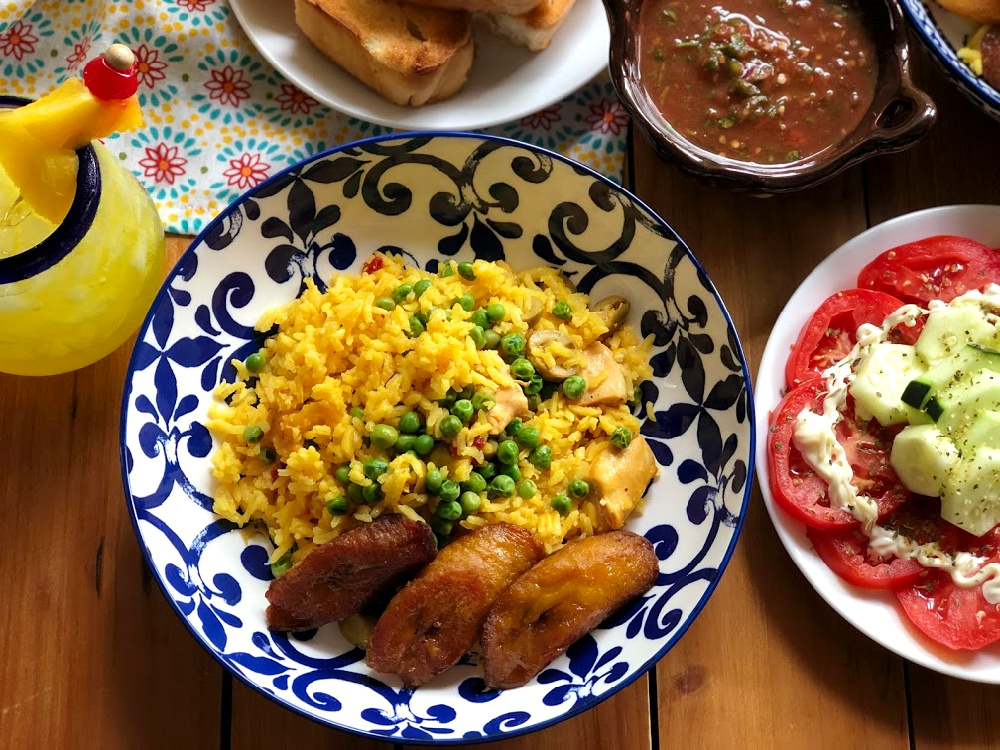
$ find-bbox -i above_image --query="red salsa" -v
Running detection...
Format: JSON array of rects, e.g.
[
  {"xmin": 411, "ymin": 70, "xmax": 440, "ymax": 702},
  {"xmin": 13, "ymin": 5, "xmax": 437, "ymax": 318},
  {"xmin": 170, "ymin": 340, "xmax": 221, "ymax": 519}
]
[{"xmin": 638, "ymin": 0, "xmax": 877, "ymax": 164}]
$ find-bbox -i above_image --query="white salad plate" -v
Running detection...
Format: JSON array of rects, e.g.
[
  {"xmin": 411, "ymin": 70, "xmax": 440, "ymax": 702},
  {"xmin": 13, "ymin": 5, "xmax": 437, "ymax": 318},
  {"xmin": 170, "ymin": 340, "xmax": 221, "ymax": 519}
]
[
  {"xmin": 228, "ymin": 0, "xmax": 611, "ymax": 131},
  {"xmin": 755, "ymin": 204, "xmax": 1000, "ymax": 684},
  {"xmin": 120, "ymin": 133, "xmax": 753, "ymax": 741}
]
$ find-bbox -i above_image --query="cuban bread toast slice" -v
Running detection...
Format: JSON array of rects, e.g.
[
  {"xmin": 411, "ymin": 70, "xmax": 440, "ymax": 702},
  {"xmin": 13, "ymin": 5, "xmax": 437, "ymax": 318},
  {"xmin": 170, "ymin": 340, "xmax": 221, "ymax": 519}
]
[{"xmin": 482, "ymin": 0, "xmax": 578, "ymax": 52}]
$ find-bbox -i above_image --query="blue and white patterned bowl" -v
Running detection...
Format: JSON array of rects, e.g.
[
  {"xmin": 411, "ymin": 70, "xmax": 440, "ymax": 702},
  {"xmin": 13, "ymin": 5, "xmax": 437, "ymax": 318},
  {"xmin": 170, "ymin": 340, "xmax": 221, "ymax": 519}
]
[
  {"xmin": 119, "ymin": 133, "xmax": 754, "ymax": 743},
  {"xmin": 901, "ymin": 0, "xmax": 1000, "ymax": 122}
]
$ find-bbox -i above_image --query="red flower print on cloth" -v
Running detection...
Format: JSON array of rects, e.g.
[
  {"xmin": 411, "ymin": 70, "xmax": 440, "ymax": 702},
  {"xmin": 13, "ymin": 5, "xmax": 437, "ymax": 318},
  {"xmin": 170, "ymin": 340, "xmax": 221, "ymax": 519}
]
[
  {"xmin": 584, "ymin": 98, "xmax": 628, "ymax": 136},
  {"xmin": 224, "ymin": 153, "xmax": 270, "ymax": 190},
  {"xmin": 204, "ymin": 66, "xmax": 251, "ymax": 108},
  {"xmin": 521, "ymin": 105, "xmax": 561, "ymax": 131},
  {"xmin": 275, "ymin": 83, "xmax": 318, "ymax": 116},
  {"xmin": 0, "ymin": 20, "xmax": 39, "ymax": 62},
  {"xmin": 138, "ymin": 144, "xmax": 188, "ymax": 185},
  {"xmin": 66, "ymin": 38, "xmax": 92, "ymax": 72},
  {"xmin": 134, "ymin": 44, "xmax": 168, "ymax": 89},
  {"xmin": 174, "ymin": 0, "xmax": 216, "ymax": 10}
]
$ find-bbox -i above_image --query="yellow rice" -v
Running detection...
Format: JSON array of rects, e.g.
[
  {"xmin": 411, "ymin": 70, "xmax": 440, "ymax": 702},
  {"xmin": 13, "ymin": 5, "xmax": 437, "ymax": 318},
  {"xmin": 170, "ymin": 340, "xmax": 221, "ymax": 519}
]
[{"xmin": 206, "ymin": 254, "xmax": 653, "ymax": 563}]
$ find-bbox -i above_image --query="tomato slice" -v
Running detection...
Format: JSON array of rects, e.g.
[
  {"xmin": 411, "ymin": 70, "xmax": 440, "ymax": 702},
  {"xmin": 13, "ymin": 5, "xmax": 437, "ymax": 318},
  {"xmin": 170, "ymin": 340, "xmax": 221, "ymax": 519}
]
[
  {"xmin": 896, "ymin": 556, "xmax": 1000, "ymax": 650},
  {"xmin": 856, "ymin": 235, "xmax": 999, "ymax": 306},
  {"xmin": 768, "ymin": 380, "xmax": 911, "ymax": 530},
  {"xmin": 807, "ymin": 526, "xmax": 927, "ymax": 589},
  {"xmin": 785, "ymin": 288, "xmax": 911, "ymax": 390}
]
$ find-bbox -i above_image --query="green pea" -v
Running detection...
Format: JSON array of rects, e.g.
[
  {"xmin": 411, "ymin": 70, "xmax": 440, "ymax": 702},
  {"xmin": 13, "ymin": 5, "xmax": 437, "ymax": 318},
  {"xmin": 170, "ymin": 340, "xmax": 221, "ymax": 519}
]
[
  {"xmin": 436, "ymin": 498, "xmax": 463, "ymax": 520},
  {"xmin": 551, "ymin": 494, "xmax": 572, "ymax": 516},
  {"xmin": 425, "ymin": 468, "xmax": 444, "ymax": 494},
  {"xmin": 270, "ymin": 554, "xmax": 292, "ymax": 579},
  {"xmin": 431, "ymin": 517, "xmax": 453, "ymax": 537},
  {"xmin": 392, "ymin": 283, "xmax": 413, "ymax": 303},
  {"xmin": 460, "ymin": 490, "xmax": 482, "ymax": 515},
  {"xmin": 486, "ymin": 303, "xmax": 505, "ymax": 322},
  {"xmin": 363, "ymin": 482, "xmax": 383, "ymax": 503},
  {"xmin": 568, "ymin": 479, "xmax": 590, "ymax": 498},
  {"xmin": 489, "ymin": 474, "xmax": 516, "ymax": 498},
  {"xmin": 472, "ymin": 391, "xmax": 495, "ymax": 411},
  {"xmin": 370, "ymin": 424, "xmax": 399, "ymax": 449},
  {"xmin": 395, "ymin": 434, "xmax": 416, "ymax": 452},
  {"xmin": 562, "ymin": 376, "xmax": 587, "ymax": 399},
  {"xmin": 375, "ymin": 297, "xmax": 396, "ymax": 312},
  {"xmin": 460, "ymin": 385, "xmax": 476, "ymax": 401},
  {"xmin": 483, "ymin": 329, "xmax": 501, "ymax": 350},
  {"xmin": 415, "ymin": 310, "xmax": 430, "ymax": 326},
  {"xmin": 350, "ymin": 406, "xmax": 365, "ymax": 420},
  {"xmin": 439, "ymin": 262, "xmax": 455, "ymax": 277},
  {"xmin": 326, "ymin": 496, "xmax": 349, "ymax": 515},
  {"xmin": 439, "ymin": 479, "xmax": 461, "ymax": 503},
  {"xmin": 524, "ymin": 373, "xmax": 544, "ymax": 395},
  {"xmin": 470, "ymin": 310, "xmax": 490, "ymax": 329},
  {"xmin": 505, "ymin": 419, "xmax": 523, "ymax": 437},
  {"xmin": 245, "ymin": 352, "xmax": 266, "ymax": 373},
  {"xmin": 501, "ymin": 463, "xmax": 521, "ymax": 482},
  {"xmin": 463, "ymin": 472, "xmax": 487, "ymax": 494},
  {"xmin": 496, "ymin": 439, "xmax": 519, "ymax": 465},
  {"xmin": 364, "ymin": 457, "xmax": 389, "ymax": 481},
  {"xmin": 439, "ymin": 414, "xmax": 463, "ymax": 438},
  {"xmin": 414, "ymin": 434, "xmax": 435, "ymax": 456},
  {"xmin": 517, "ymin": 480, "xmax": 537, "ymax": 499},
  {"xmin": 526, "ymin": 394, "xmax": 541, "ymax": 411},
  {"xmin": 552, "ymin": 300, "xmax": 572, "ymax": 320},
  {"xmin": 243, "ymin": 425, "xmax": 264, "ymax": 442},
  {"xmin": 409, "ymin": 316, "xmax": 425, "ymax": 338},
  {"xmin": 334, "ymin": 465, "xmax": 351, "ymax": 484},
  {"xmin": 500, "ymin": 333, "xmax": 525, "ymax": 358},
  {"xmin": 478, "ymin": 462, "xmax": 496, "ymax": 480},
  {"xmin": 469, "ymin": 325, "xmax": 487, "ymax": 349},
  {"xmin": 439, "ymin": 390, "xmax": 458, "ymax": 409},
  {"xmin": 611, "ymin": 427, "xmax": 633, "ymax": 449},
  {"xmin": 529, "ymin": 444, "xmax": 553, "ymax": 469},
  {"xmin": 259, "ymin": 446, "xmax": 278, "ymax": 463},
  {"xmin": 452, "ymin": 399, "xmax": 474, "ymax": 424},
  {"xmin": 540, "ymin": 381, "xmax": 558, "ymax": 401},
  {"xmin": 458, "ymin": 261, "xmax": 476, "ymax": 280},
  {"xmin": 398, "ymin": 411, "xmax": 422, "ymax": 434},
  {"xmin": 510, "ymin": 357, "xmax": 535, "ymax": 381},
  {"xmin": 457, "ymin": 294, "xmax": 475, "ymax": 312},
  {"xmin": 516, "ymin": 427, "xmax": 540, "ymax": 449},
  {"xmin": 414, "ymin": 279, "xmax": 433, "ymax": 298},
  {"xmin": 630, "ymin": 385, "xmax": 644, "ymax": 406},
  {"xmin": 347, "ymin": 482, "xmax": 364, "ymax": 503}
]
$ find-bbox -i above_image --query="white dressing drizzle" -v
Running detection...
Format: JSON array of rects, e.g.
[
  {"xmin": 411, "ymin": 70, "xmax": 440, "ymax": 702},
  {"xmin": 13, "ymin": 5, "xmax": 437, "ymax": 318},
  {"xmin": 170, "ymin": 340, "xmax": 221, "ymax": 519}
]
[{"xmin": 790, "ymin": 287, "xmax": 1000, "ymax": 605}]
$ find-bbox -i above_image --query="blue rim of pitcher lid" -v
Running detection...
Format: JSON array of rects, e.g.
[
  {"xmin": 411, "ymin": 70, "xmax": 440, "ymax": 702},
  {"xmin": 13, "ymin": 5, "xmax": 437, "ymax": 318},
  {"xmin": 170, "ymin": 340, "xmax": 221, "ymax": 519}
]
[{"xmin": 0, "ymin": 95, "xmax": 101, "ymax": 285}]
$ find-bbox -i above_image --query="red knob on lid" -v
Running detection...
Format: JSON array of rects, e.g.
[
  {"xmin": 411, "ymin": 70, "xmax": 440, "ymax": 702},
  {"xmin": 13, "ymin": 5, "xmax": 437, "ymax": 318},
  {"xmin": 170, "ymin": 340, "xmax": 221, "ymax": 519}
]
[{"xmin": 83, "ymin": 44, "xmax": 139, "ymax": 100}]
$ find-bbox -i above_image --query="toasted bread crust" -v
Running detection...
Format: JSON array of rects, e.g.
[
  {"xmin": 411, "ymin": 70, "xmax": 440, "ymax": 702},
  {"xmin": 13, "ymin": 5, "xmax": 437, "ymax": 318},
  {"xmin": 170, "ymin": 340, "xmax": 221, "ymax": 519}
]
[
  {"xmin": 483, "ymin": 0, "xmax": 577, "ymax": 51},
  {"xmin": 296, "ymin": 0, "xmax": 475, "ymax": 106}
]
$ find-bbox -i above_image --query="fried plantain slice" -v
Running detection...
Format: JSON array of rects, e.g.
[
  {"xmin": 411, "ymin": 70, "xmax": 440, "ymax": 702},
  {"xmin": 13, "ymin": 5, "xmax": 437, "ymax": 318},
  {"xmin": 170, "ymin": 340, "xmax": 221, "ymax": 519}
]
[
  {"xmin": 366, "ymin": 523, "xmax": 543, "ymax": 686},
  {"xmin": 265, "ymin": 514, "xmax": 436, "ymax": 632},
  {"xmin": 482, "ymin": 530, "xmax": 659, "ymax": 689},
  {"xmin": 982, "ymin": 26, "xmax": 1000, "ymax": 89}
]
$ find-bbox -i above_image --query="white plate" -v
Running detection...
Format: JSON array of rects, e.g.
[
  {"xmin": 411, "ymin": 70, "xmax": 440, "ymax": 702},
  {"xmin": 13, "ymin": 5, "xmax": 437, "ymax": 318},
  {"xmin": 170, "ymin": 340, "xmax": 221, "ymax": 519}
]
[
  {"xmin": 228, "ymin": 0, "xmax": 610, "ymax": 130},
  {"xmin": 754, "ymin": 204, "xmax": 1000, "ymax": 683}
]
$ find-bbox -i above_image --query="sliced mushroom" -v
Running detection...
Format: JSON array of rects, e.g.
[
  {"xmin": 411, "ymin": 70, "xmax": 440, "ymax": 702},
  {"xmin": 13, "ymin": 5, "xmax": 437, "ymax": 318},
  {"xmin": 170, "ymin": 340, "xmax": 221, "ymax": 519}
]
[
  {"xmin": 526, "ymin": 330, "xmax": 578, "ymax": 381},
  {"xmin": 592, "ymin": 296, "xmax": 630, "ymax": 338},
  {"xmin": 520, "ymin": 295, "xmax": 545, "ymax": 324},
  {"xmin": 591, "ymin": 435, "xmax": 658, "ymax": 529}
]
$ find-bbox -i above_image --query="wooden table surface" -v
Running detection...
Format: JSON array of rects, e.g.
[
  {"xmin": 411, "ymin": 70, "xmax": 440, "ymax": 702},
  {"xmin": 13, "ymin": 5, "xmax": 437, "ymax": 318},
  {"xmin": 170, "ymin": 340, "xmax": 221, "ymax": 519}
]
[{"xmin": 3, "ymin": 44, "xmax": 1000, "ymax": 750}]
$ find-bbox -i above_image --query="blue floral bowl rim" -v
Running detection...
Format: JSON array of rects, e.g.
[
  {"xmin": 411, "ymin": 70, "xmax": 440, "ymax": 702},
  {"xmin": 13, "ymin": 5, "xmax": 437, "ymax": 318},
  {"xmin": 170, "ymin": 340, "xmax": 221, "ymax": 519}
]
[
  {"xmin": 118, "ymin": 131, "xmax": 757, "ymax": 744},
  {"xmin": 899, "ymin": 0, "xmax": 1000, "ymax": 114}
]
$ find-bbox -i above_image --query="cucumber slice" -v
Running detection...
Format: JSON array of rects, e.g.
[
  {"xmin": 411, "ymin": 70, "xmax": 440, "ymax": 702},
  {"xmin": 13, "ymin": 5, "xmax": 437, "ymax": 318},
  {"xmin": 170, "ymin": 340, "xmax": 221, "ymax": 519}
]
[
  {"xmin": 890, "ymin": 424, "xmax": 960, "ymax": 496},
  {"xmin": 941, "ymin": 445, "xmax": 1000, "ymax": 537},
  {"xmin": 936, "ymin": 369, "xmax": 1000, "ymax": 436},
  {"xmin": 958, "ymin": 410, "xmax": 1000, "ymax": 453},
  {"xmin": 916, "ymin": 305, "xmax": 998, "ymax": 363},
  {"xmin": 849, "ymin": 343, "xmax": 924, "ymax": 426}
]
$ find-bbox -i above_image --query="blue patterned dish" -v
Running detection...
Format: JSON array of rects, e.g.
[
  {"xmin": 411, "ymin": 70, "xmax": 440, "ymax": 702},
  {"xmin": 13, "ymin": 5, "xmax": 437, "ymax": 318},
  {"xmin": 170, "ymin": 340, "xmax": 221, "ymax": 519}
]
[
  {"xmin": 901, "ymin": 0, "xmax": 1000, "ymax": 122},
  {"xmin": 119, "ymin": 133, "xmax": 754, "ymax": 743}
]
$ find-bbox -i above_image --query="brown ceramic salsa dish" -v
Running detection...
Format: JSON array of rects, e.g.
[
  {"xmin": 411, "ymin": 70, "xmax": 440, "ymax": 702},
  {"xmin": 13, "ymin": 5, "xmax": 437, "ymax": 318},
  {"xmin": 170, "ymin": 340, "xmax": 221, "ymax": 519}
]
[{"xmin": 638, "ymin": 0, "xmax": 877, "ymax": 165}]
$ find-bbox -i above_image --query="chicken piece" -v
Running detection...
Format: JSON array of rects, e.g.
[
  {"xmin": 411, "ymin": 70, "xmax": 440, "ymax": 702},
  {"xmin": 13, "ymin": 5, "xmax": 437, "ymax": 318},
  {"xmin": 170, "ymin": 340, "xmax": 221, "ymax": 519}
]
[
  {"xmin": 592, "ymin": 296, "xmax": 630, "ymax": 339},
  {"xmin": 265, "ymin": 514, "xmax": 437, "ymax": 632},
  {"xmin": 482, "ymin": 530, "xmax": 659, "ymax": 689},
  {"xmin": 592, "ymin": 436, "xmax": 658, "ymax": 529},
  {"xmin": 982, "ymin": 26, "xmax": 1000, "ymax": 89},
  {"xmin": 571, "ymin": 342, "xmax": 628, "ymax": 407},
  {"xmin": 486, "ymin": 383, "xmax": 530, "ymax": 434},
  {"xmin": 937, "ymin": 0, "xmax": 1000, "ymax": 24},
  {"xmin": 366, "ymin": 523, "xmax": 543, "ymax": 687}
]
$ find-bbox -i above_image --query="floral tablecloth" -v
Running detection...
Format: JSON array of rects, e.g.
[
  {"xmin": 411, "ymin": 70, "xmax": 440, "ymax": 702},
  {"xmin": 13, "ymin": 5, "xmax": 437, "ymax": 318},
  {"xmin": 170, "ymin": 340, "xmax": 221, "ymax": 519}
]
[{"xmin": 0, "ymin": 0, "xmax": 629, "ymax": 235}]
